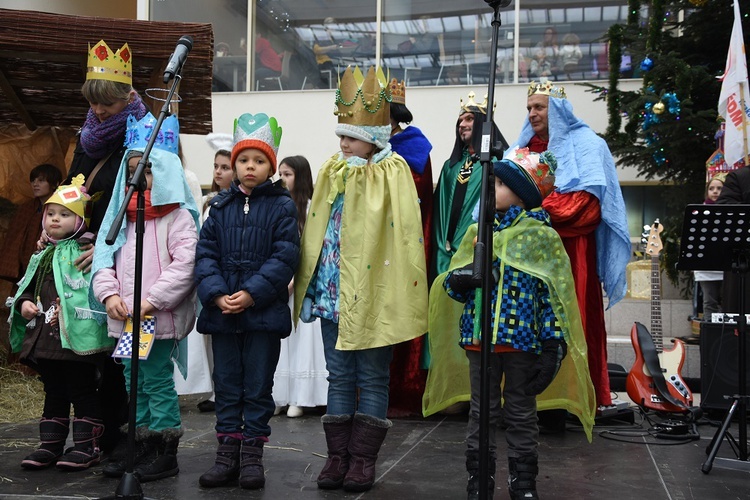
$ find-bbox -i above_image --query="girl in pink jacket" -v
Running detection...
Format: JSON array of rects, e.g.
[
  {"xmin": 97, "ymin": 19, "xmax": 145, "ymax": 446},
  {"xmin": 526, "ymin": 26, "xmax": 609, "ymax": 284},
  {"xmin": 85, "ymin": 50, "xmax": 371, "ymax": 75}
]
[{"xmin": 91, "ymin": 113, "xmax": 200, "ymax": 483}]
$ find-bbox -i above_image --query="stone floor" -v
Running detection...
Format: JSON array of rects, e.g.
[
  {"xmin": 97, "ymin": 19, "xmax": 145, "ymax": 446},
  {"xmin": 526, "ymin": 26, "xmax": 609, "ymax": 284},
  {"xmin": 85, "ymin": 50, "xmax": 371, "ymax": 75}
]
[{"xmin": 0, "ymin": 394, "xmax": 748, "ymax": 500}]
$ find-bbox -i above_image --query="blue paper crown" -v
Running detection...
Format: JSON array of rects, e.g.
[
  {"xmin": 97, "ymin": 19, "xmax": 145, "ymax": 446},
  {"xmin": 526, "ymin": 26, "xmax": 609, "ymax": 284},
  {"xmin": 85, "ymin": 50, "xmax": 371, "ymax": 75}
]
[{"xmin": 124, "ymin": 112, "xmax": 180, "ymax": 155}]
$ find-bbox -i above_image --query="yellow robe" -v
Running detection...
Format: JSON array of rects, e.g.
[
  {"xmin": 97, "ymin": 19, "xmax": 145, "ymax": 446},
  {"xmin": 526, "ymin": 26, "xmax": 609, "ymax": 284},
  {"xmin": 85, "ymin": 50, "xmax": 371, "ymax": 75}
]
[{"xmin": 294, "ymin": 152, "xmax": 428, "ymax": 350}]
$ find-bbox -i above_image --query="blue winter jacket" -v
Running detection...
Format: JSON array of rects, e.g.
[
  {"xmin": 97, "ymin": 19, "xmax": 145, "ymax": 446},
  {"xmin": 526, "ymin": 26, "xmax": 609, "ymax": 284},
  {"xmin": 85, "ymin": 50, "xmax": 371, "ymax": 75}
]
[{"xmin": 195, "ymin": 179, "xmax": 300, "ymax": 336}]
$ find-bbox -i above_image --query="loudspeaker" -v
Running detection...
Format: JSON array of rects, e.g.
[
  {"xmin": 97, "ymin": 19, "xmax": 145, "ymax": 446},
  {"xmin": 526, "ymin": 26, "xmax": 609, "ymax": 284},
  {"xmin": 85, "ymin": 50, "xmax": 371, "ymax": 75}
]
[{"xmin": 700, "ymin": 322, "xmax": 750, "ymax": 410}]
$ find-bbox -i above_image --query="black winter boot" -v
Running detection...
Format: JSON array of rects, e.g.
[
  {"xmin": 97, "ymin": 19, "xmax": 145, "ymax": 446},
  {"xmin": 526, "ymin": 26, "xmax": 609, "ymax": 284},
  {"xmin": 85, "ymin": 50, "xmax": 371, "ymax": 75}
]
[
  {"xmin": 466, "ymin": 451, "xmax": 496, "ymax": 500},
  {"xmin": 102, "ymin": 427, "xmax": 157, "ymax": 478},
  {"xmin": 508, "ymin": 455, "xmax": 539, "ymax": 500},
  {"xmin": 56, "ymin": 417, "xmax": 104, "ymax": 471},
  {"xmin": 134, "ymin": 428, "xmax": 182, "ymax": 482},
  {"xmin": 317, "ymin": 414, "xmax": 353, "ymax": 490},
  {"xmin": 199, "ymin": 436, "xmax": 241, "ymax": 488},
  {"xmin": 239, "ymin": 438, "xmax": 265, "ymax": 490},
  {"xmin": 21, "ymin": 417, "xmax": 69, "ymax": 470},
  {"xmin": 343, "ymin": 413, "xmax": 391, "ymax": 492}
]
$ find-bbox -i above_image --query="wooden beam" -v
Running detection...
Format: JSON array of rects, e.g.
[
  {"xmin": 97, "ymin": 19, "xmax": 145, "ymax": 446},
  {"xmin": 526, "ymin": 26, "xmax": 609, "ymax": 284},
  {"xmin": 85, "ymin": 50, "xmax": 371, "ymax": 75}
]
[{"xmin": 0, "ymin": 66, "xmax": 36, "ymax": 130}]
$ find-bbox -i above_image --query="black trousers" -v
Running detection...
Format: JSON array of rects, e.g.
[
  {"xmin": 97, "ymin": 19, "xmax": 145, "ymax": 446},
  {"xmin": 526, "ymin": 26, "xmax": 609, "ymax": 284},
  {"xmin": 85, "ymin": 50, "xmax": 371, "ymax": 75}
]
[{"xmin": 37, "ymin": 358, "xmax": 100, "ymax": 419}]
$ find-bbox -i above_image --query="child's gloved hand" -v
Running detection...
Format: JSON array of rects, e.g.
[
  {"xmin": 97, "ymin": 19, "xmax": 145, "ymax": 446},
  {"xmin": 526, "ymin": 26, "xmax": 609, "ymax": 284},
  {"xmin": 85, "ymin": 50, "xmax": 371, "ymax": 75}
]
[
  {"xmin": 446, "ymin": 264, "xmax": 475, "ymax": 294},
  {"xmin": 300, "ymin": 296, "xmax": 314, "ymax": 323},
  {"xmin": 525, "ymin": 339, "xmax": 567, "ymax": 396}
]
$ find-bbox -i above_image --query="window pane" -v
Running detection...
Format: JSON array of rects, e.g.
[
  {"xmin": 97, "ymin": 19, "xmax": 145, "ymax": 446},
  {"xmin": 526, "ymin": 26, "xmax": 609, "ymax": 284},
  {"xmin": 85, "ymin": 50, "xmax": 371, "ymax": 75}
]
[
  {"xmin": 280, "ymin": 2, "xmax": 377, "ymax": 90},
  {"xmin": 151, "ymin": 0, "xmax": 249, "ymax": 92},
  {"xmin": 381, "ymin": 0, "xmax": 515, "ymax": 87},
  {"xmin": 519, "ymin": 0, "xmax": 629, "ymax": 83}
]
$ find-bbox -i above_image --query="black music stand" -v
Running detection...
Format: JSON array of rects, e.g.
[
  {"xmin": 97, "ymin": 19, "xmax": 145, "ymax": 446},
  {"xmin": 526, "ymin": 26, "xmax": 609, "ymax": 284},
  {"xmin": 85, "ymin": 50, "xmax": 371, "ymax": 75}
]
[{"xmin": 676, "ymin": 204, "xmax": 750, "ymax": 473}]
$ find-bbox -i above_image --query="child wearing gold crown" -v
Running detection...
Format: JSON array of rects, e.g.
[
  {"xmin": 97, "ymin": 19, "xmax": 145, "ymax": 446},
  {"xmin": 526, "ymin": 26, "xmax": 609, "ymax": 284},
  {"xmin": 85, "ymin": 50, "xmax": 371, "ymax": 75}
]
[
  {"xmin": 293, "ymin": 66, "xmax": 428, "ymax": 493},
  {"xmin": 439, "ymin": 149, "xmax": 593, "ymax": 500},
  {"xmin": 9, "ymin": 174, "xmax": 113, "ymax": 472},
  {"xmin": 90, "ymin": 112, "xmax": 200, "ymax": 482},
  {"xmin": 195, "ymin": 113, "xmax": 300, "ymax": 491}
]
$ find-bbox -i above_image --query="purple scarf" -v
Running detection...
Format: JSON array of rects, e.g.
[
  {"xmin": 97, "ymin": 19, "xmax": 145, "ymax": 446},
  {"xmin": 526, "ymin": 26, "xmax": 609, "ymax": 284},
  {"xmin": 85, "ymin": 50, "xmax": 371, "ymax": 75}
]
[{"xmin": 80, "ymin": 93, "xmax": 147, "ymax": 159}]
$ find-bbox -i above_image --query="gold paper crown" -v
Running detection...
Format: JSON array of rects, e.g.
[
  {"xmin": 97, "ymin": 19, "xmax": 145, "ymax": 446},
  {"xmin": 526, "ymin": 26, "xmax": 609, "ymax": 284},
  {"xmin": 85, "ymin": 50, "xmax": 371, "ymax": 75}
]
[
  {"xmin": 459, "ymin": 91, "xmax": 489, "ymax": 115},
  {"xmin": 389, "ymin": 78, "xmax": 406, "ymax": 105},
  {"xmin": 87, "ymin": 40, "xmax": 133, "ymax": 85},
  {"xmin": 527, "ymin": 81, "xmax": 566, "ymax": 99},
  {"xmin": 334, "ymin": 66, "xmax": 391, "ymax": 127},
  {"xmin": 45, "ymin": 174, "xmax": 92, "ymax": 226}
]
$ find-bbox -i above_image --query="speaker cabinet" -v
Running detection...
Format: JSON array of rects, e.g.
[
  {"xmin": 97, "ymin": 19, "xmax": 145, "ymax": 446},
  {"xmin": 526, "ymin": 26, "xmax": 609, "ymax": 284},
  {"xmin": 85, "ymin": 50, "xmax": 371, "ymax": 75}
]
[{"xmin": 700, "ymin": 322, "xmax": 750, "ymax": 410}]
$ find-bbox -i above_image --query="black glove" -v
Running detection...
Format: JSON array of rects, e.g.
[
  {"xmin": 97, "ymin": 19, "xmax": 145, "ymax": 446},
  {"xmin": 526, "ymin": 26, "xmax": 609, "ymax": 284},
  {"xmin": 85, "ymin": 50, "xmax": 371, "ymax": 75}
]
[
  {"xmin": 446, "ymin": 264, "xmax": 476, "ymax": 295},
  {"xmin": 525, "ymin": 339, "xmax": 567, "ymax": 396}
]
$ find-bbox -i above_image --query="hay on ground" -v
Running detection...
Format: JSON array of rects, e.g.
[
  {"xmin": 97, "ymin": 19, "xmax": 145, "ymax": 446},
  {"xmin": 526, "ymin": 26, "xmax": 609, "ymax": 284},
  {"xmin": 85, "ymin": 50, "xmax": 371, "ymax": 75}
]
[{"xmin": 0, "ymin": 365, "xmax": 44, "ymax": 423}]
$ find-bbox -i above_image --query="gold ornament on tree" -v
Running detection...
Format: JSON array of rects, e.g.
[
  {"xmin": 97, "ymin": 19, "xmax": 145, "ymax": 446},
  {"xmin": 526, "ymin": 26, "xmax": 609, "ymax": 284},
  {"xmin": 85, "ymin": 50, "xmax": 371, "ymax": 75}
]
[
  {"xmin": 653, "ymin": 101, "xmax": 665, "ymax": 114},
  {"xmin": 689, "ymin": 0, "xmax": 708, "ymax": 6}
]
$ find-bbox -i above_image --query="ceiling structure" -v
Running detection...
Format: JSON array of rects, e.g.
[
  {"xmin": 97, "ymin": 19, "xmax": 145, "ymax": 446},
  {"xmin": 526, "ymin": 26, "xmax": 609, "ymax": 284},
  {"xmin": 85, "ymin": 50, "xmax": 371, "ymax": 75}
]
[{"xmin": 0, "ymin": 8, "xmax": 214, "ymax": 134}]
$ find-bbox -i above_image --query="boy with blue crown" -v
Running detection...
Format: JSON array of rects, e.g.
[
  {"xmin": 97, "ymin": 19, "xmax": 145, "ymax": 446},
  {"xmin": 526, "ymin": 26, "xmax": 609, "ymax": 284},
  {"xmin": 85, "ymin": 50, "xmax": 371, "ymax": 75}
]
[{"xmin": 91, "ymin": 111, "xmax": 200, "ymax": 482}]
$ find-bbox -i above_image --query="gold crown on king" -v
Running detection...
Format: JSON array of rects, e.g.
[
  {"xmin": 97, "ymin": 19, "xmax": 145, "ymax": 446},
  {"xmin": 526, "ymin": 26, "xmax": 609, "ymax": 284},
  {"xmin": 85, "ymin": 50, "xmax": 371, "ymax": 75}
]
[
  {"xmin": 45, "ymin": 174, "xmax": 92, "ymax": 226},
  {"xmin": 334, "ymin": 66, "xmax": 391, "ymax": 127},
  {"xmin": 459, "ymin": 91, "xmax": 489, "ymax": 115},
  {"xmin": 87, "ymin": 40, "xmax": 133, "ymax": 85},
  {"xmin": 389, "ymin": 78, "xmax": 406, "ymax": 105},
  {"xmin": 527, "ymin": 81, "xmax": 566, "ymax": 99}
]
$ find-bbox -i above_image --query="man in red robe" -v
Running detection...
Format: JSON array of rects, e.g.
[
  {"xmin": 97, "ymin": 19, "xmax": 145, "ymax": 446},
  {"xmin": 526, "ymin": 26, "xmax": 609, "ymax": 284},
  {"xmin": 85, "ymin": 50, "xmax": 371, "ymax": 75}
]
[{"xmin": 510, "ymin": 82, "xmax": 632, "ymax": 409}]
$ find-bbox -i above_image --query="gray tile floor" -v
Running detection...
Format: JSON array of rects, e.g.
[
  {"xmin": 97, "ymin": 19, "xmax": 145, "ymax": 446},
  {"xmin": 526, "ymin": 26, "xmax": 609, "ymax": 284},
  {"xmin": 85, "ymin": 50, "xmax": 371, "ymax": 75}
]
[{"xmin": 0, "ymin": 395, "xmax": 748, "ymax": 499}]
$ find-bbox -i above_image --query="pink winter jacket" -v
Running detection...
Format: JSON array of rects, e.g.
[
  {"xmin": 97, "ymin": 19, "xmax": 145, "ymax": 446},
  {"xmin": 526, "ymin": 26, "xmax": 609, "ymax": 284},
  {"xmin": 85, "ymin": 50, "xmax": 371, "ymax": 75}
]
[{"xmin": 92, "ymin": 208, "xmax": 198, "ymax": 340}]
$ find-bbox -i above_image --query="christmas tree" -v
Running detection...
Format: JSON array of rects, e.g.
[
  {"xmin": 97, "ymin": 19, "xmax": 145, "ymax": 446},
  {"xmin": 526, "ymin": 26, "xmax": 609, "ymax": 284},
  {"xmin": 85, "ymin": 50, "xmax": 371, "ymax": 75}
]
[{"xmin": 595, "ymin": 0, "xmax": 750, "ymax": 283}]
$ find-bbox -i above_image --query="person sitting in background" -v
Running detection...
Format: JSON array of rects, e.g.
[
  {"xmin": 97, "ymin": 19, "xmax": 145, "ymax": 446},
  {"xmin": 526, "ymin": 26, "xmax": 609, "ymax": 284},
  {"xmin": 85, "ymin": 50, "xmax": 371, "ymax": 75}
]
[
  {"xmin": 560, "ymin": 33, "xmax": 583, "ymax": 79},
  {"xmin": 530, "ymin": 50, "xmax": 553, "ymax": 80},
  {"xmin": 0, "ymin": 164, "xmax": 62, "ymax": 285},
  {"xmin": 255, "ymin": 31, "xmax": 282, "ymax": 84}
]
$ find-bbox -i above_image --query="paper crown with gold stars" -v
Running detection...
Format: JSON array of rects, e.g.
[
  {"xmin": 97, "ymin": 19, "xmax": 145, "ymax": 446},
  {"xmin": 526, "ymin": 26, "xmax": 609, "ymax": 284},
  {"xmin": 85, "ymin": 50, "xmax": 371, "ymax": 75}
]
[
  {"xmin": 334, "ymin": 66, "xmax": 392, "ymax": 127},
  {"xmin": 87, "ymin": 40, "xmax": 133, "ymax": 85},
  {"xmin": 389, "ymin": 78, "xmax": 406, "ymax": 105},
  {"xmin": 527, "ymin": 81, "xmax": 567, "ymax": 99},
  {"xmin": 459, "ymin": 91, "xmax": 493, "ymax": 115},
  {"xmin": 45, "ymin": 174, "xmax": 93, "ymax": 226}
]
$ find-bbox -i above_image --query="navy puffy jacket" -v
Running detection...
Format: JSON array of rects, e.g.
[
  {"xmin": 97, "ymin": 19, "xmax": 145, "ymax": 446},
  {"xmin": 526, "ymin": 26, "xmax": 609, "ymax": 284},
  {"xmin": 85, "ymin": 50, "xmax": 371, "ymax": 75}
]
[{"xmin": 195, "ymin": 180, "xmax": 300, "ymax": 336}]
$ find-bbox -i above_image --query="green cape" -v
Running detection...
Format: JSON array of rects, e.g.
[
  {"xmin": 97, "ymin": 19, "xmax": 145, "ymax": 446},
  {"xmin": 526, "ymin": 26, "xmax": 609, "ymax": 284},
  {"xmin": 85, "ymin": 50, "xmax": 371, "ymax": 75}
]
[{"xmin": 9, "ymin": 242, "xmax": 114, "ymax": 355}]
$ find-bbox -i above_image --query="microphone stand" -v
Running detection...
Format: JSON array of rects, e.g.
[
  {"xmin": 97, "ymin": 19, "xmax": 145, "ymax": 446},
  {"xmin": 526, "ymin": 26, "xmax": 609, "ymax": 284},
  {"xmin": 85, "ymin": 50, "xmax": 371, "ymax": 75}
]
[
  {"xmin": 474, "ymin": 1, "xmax": 511, "ymax": 499},
  {"xmin": 97, "ymin": 72, "xmax": 183, "ymax": 500}
]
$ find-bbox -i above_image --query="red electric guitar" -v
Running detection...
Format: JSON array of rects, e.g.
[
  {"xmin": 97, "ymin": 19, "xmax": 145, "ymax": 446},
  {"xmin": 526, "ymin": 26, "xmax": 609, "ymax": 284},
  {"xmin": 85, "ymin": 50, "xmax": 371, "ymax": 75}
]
[{"xmin": 626, "ymin": 220, "xmax": 693, "ymax": 412}]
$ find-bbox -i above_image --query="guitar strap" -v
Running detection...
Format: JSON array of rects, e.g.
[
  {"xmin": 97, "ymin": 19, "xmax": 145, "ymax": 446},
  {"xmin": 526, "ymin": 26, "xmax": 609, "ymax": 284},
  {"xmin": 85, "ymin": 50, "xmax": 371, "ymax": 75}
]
[{"xmin": 634, "ymin": 322, "xmax": 694, "ymax": 413}]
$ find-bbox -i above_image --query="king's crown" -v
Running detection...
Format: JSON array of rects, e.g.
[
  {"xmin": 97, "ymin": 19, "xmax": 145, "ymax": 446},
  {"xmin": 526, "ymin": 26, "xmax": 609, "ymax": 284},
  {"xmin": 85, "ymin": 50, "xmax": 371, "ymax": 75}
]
[
  {"xmin": 87, "ymin": 40, "xmax": 132, "ymax": 85},
  {"xmin": 334, "ymin": 66, "xmax": 391, "ymax": 127},
  {"xmin": 527, "ymin": 81, "xmax": 567, "ymax": 99}
]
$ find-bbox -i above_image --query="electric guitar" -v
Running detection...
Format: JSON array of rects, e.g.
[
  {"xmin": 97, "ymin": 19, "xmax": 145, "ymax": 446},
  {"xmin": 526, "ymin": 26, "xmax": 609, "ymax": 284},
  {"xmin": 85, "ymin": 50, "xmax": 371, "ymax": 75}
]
[{"xmin": 626, "ymin": 220, "xmax": 693, "ymax": 412}]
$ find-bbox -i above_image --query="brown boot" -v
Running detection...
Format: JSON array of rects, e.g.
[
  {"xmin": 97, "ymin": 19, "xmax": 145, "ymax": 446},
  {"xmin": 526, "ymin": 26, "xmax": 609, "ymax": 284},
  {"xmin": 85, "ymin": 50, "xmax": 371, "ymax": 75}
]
[
  {"xmin": 342, "ymin": 413, "xmax": 391, "ymax": 492},
  {"xmin": 316, "ymin": 414, "xmax": 353, "ymax": 489}
]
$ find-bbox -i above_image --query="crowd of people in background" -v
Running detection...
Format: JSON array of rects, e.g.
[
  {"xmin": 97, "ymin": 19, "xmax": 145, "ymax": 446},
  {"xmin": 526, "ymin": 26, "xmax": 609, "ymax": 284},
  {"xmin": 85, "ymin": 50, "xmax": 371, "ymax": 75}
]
[{"xmin": 2, "ymin": 32, "xmax": 643, "ymax": 500}]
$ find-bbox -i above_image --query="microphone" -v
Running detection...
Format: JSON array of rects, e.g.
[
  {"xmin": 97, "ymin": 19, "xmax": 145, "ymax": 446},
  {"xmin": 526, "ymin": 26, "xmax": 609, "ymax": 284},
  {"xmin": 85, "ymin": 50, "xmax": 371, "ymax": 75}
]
[{"xmin": 163, "ymin": 35, "xmax": 194, "ymax": 83}]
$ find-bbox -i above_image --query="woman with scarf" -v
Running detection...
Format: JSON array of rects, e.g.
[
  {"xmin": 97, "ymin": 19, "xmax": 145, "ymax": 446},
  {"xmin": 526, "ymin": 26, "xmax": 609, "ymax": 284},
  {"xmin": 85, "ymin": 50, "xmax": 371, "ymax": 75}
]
[{"xmin": 65, "ymin": 40, "xmax": 148, "ymax": 453}]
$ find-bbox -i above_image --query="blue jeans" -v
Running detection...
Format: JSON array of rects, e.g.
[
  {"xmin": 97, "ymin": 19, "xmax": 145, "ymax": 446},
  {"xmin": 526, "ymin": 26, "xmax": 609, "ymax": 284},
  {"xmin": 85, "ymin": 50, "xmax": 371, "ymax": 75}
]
[
  {"xmin": 211, "ymin": 331, "xmax": 281, "ymax": 438},
  {"xmin": 320, "ymin": 319, "xmax": 393, "ymax": 419}
]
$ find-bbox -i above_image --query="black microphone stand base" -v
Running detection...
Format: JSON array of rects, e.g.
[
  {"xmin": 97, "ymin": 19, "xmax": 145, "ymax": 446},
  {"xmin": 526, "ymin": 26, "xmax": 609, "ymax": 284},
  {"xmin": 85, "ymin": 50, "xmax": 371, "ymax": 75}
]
[{"xmin": 115, "ymin": 473, "xmax": 144, "ymax": 499}]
